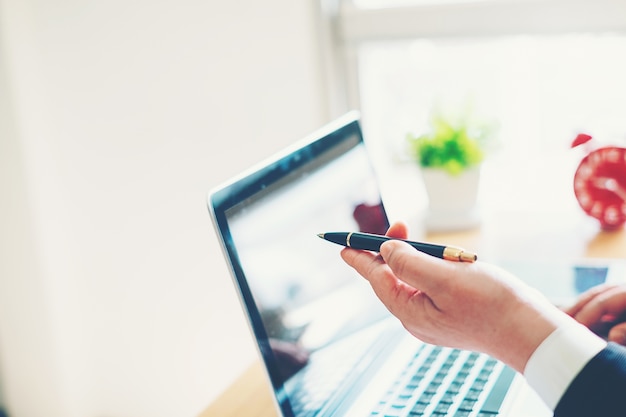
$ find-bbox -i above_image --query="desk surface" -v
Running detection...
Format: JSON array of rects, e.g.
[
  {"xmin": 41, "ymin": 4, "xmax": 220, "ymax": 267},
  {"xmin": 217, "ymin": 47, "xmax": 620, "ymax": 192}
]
[{"xmin": 201, "ymin": 210, "xmax": 626, "ymax": 417}]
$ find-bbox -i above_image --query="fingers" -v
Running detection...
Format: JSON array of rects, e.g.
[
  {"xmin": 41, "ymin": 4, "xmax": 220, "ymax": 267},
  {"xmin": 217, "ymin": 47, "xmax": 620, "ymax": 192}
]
[
  {"xmin": 608, "ymin": 322, "xmax": 626, "ymax": 346},
  {"xmin": 341, "ymin": 221, "xmax": 454, "ymax": 320},
  {"xmin": 340, "ymin": 245, "xmax": 382, "ymax": 280},
  {"xmin": 564, "ymin": 283, "xmax": 619, "ymax": 317},
  {"xmin": 340, "ymin": 243, "xmax": 423, "ymax": 319},
  {"xmin": 340, "ymin": 221, "xmax": 409, "ymax": 285},
  {"xmin": 340, "ymin": 222, "xmax": 427, "ymax": 316},
  {"xmin": 568, "ymin": 284, "xmax": 626, "ymax": 328},
  {"xmin": 385, "ymin": 221, "xmax": 408, "ymax": 239}
]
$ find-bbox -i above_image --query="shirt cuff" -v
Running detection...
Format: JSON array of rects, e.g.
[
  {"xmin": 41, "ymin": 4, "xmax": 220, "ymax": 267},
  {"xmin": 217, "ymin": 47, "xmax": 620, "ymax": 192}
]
[{"xmin": 523, "ymin": 319, "xmax": 607, "ymax": 410}]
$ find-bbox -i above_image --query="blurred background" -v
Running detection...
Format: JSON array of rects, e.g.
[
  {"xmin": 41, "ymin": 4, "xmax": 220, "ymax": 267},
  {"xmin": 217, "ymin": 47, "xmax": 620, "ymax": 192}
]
[{"xmin": 1, "ymin": 1, "xmax": 626, "ymax": 416}]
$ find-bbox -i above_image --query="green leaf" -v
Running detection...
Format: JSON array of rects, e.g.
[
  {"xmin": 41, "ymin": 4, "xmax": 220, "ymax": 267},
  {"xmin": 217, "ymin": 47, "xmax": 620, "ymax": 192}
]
[{"xmin": 407, "ymin": 110, "xmax": 490, "ymax": 176}]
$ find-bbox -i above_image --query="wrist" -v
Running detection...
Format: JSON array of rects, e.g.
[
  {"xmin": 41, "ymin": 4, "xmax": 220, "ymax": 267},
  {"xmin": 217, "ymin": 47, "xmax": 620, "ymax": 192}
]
[{"xmin": 492, "ymin": 298, "xmax": 567, "ymax": 373}]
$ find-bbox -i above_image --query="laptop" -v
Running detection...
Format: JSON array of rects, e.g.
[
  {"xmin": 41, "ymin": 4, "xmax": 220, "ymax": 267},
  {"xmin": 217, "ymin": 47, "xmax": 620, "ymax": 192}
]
[{"xmin": 207, "ymin": 111, "xmax": 556, "ymax": 417}]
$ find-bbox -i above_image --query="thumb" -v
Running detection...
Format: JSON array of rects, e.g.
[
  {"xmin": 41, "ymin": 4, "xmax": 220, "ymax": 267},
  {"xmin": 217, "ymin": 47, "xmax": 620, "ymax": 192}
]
[{"xmin": 380, "ymin": 240, "xmax": 453, "ymax": 294}]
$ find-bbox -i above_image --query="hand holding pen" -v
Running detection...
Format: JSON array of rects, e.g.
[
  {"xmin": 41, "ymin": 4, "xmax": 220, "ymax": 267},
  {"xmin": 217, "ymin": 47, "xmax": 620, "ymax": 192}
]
[
  {"xmin": 318, "ymin": 231, "xmax": 477, "ymax": 262},
  {"xmin": 336, "ymin": 221, "xmax": 569, "ymax": 374}
]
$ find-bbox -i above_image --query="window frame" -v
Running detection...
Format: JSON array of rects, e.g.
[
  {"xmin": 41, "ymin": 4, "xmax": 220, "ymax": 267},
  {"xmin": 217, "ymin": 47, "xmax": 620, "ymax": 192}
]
[{"xmin": 323, "ymin": 0, "xmax": 626, "ymax": 112}]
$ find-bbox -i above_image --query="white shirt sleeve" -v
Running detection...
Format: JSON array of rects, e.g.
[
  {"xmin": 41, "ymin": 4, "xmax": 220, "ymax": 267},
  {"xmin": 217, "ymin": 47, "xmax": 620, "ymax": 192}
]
[{"xmin": 523, "ymin": 320, "xmax": 607, "ymax": 410}]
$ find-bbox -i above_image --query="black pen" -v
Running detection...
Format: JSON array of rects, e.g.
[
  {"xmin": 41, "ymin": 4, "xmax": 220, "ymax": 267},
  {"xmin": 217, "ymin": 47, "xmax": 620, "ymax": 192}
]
[{"xmin": 317, "ymin": 231, "xmax": 477, "ymax": 263}]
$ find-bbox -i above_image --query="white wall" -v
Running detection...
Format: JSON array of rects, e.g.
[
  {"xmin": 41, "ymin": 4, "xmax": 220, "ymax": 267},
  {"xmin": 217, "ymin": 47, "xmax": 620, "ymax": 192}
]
[{"xmin": 0, "ymin": 1, "xmax": 331, "ymax": 416}]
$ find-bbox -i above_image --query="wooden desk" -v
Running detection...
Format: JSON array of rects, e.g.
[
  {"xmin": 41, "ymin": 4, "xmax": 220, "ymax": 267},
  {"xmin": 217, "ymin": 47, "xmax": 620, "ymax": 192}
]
[{"xmin": 201, "ymin": 211, "xmax": 626, "ymax": 417}]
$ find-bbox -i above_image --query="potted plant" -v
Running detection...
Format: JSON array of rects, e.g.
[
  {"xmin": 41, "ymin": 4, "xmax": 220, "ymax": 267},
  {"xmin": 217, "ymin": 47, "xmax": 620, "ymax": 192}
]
[{"xmin": 407, "ymin": 110, "xmax": 494, "ymax": 231}]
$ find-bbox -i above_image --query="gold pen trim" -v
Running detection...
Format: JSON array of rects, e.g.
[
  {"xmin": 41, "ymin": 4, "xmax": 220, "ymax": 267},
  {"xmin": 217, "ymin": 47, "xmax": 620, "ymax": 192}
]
[
  {"xmin": 443, "ymin": 246, "xmax": 477, "ymax": 263},
  {"xmin": 346, "ymin": 232, "xmax": 353, "ymax": 247}
]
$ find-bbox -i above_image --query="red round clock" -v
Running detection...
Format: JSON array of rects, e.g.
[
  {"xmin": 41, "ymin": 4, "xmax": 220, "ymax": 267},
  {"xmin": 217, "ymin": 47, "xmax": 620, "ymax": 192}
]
[{"xmin": 572, "ymin": 134, "xmax": 626, "ymax": 230}]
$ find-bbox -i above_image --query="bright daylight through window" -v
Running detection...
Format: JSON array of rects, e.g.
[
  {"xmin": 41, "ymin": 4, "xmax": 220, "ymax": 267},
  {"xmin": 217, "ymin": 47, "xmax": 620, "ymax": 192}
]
[{"xmin": 333, "ymin": 0, "xmax": 626, "ymax": 217}]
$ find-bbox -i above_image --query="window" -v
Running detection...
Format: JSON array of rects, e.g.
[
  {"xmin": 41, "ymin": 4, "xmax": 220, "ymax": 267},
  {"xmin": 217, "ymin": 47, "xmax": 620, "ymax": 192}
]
[{"xmin": 324, "ymin": 0, "xmax": 626, "ymax": 215}]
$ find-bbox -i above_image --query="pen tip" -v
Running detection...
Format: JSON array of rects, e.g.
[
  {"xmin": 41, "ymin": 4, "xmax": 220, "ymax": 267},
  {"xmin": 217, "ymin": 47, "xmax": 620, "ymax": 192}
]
[{"xmin": 317, "ymin": 233, "xmax": 324, "ymax": 239}]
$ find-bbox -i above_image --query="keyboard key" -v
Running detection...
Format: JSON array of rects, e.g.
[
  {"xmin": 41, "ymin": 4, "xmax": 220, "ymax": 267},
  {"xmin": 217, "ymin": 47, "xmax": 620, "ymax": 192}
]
[
  {"xmin": 410, "ymin": 402, "xmax": 428, "ymax": 414},
  {"xmin": 480, "ymin": 366, "xmax": 516, "ymax": 414},
  {"xmin": 458, "ymin": 398, "xmax": 478, "ymax": 411},
  {"xmin": 418, "ymin": 392, "xmax": 434, "ymax": 403},
  {"xmin": 433, "ymin": 402, "xmax": 451, "ymax": 414},
  {"xmin": 465, "ymin": 389, "xmax": 481, "ymax": 401}
]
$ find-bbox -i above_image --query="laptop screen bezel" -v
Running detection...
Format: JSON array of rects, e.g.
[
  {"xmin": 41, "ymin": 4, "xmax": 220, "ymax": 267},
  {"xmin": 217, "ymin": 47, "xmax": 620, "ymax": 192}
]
[{"xmin": 208, "ymin": 111, "xmax": 389, "ymax": 416}]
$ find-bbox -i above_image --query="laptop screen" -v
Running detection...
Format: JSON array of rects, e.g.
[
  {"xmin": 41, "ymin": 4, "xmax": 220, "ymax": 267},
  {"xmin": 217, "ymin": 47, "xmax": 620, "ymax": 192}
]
[{"xmin": 209, "ymin": 113, "xmax": 391, "ymax": 415}]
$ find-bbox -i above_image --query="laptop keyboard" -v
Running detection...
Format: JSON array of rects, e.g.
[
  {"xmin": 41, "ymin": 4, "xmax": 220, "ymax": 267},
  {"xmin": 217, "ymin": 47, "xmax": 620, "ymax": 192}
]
[
  {"xmin": 285, "ymin": 323, "xmax": 516, "ymax": 417},
  {"xmin": 370, "ymin": 344, "xmax": 516, "ymax": 417}
]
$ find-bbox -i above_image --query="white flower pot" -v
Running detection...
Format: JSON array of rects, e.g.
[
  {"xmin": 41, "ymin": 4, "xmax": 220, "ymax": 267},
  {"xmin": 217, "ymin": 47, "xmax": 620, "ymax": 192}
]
[{"xmin": 420, "ymin": 167, "xmax": 481, "ymax": 231}]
